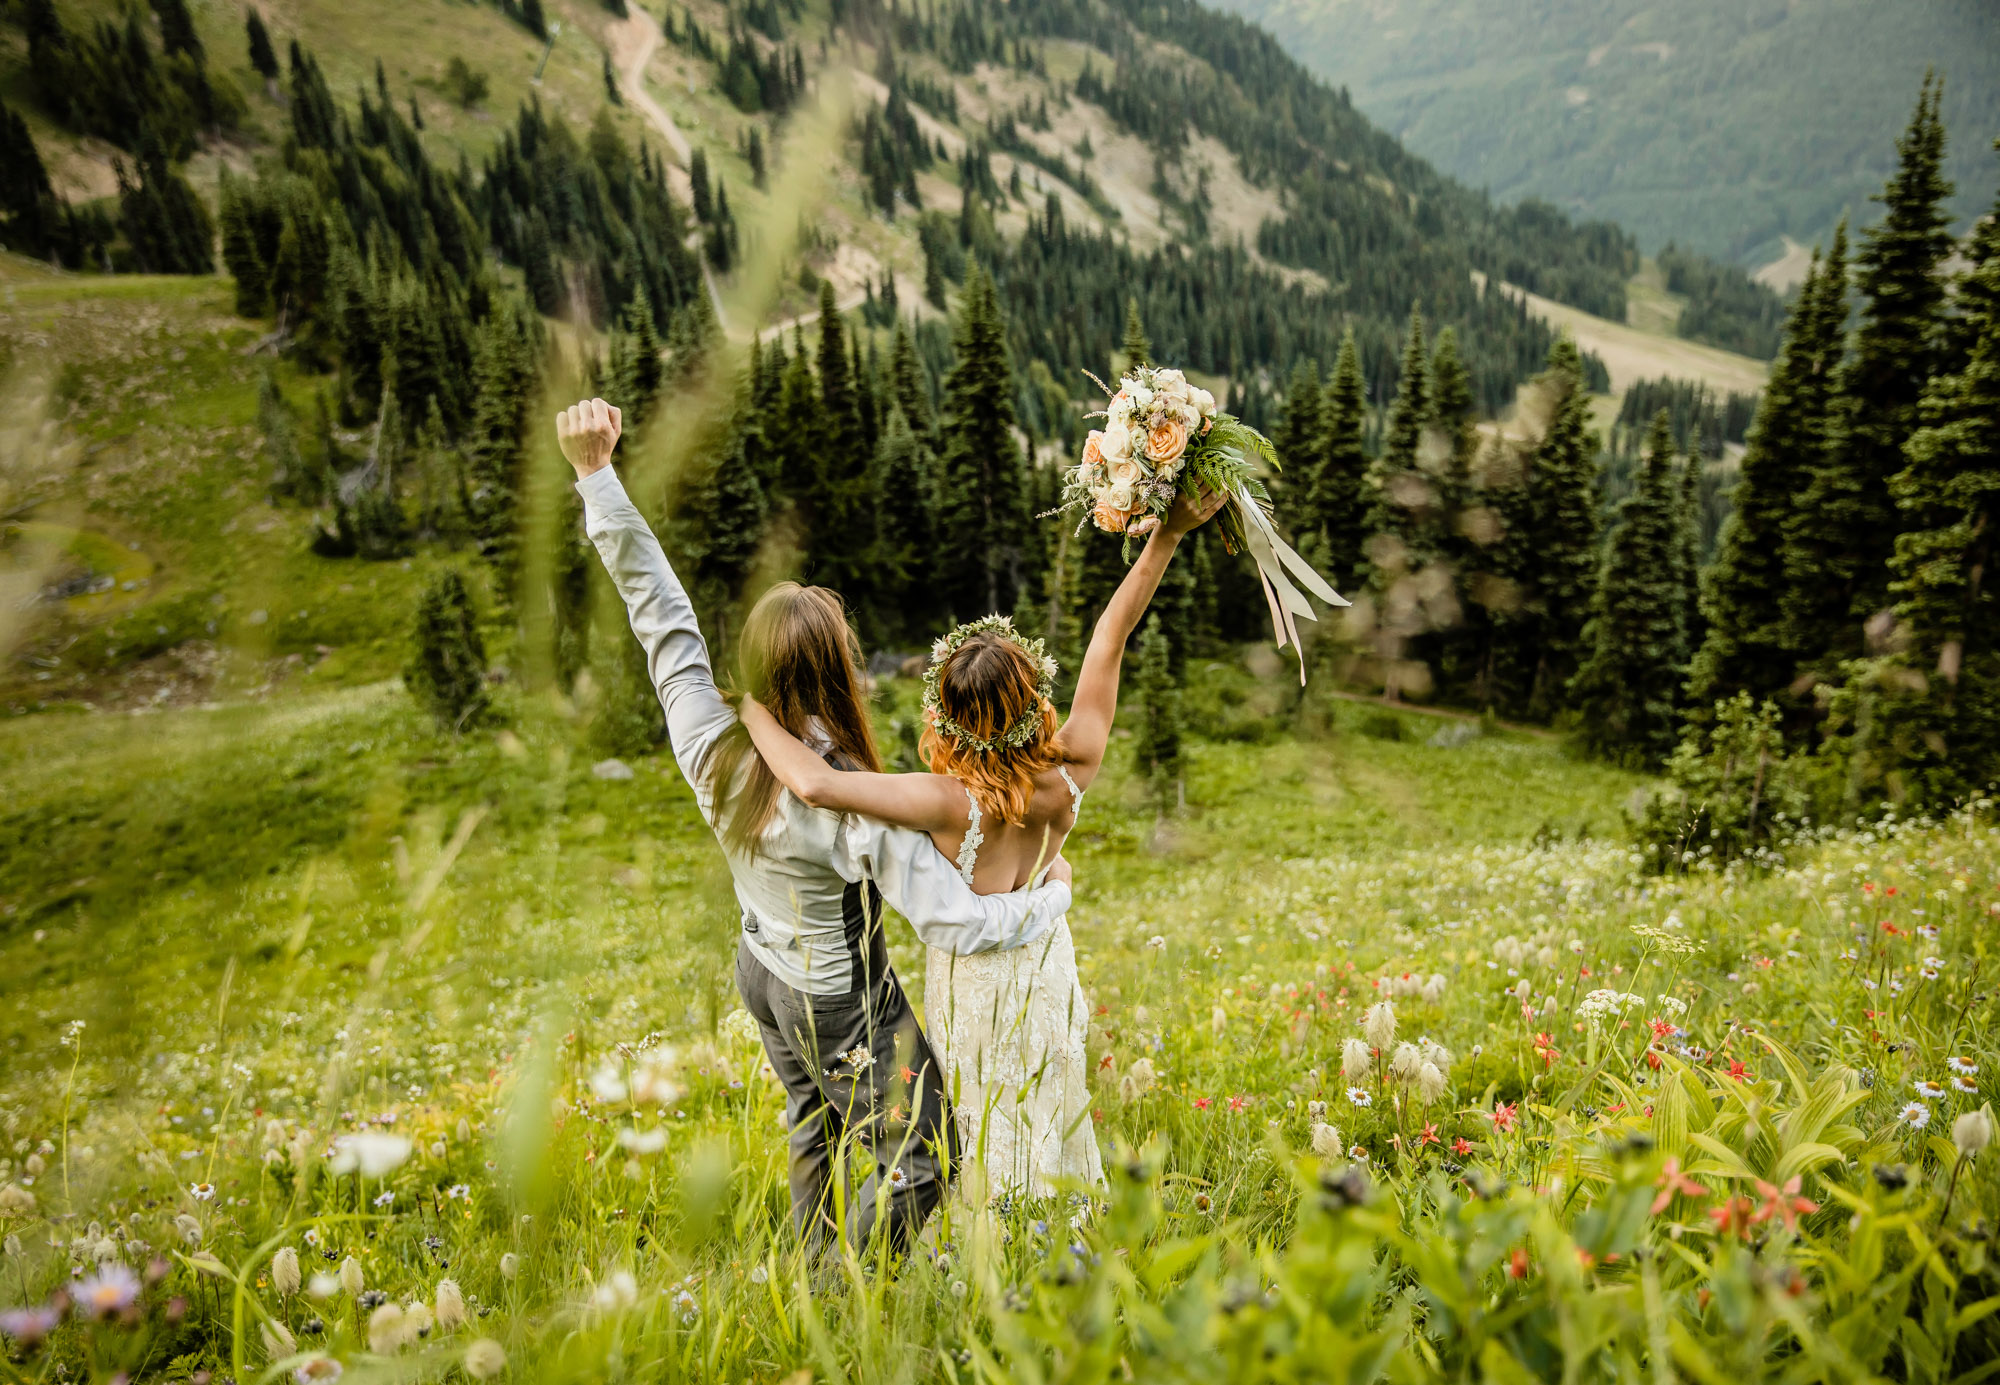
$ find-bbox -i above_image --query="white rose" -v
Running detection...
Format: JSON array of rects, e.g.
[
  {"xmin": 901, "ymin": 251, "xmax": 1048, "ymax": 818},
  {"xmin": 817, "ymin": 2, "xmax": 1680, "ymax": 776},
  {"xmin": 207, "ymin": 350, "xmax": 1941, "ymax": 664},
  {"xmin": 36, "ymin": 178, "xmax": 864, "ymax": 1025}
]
[
  {"xmin": 1189, "ymin": 386, "xmax": 1216, "ymax": 416},
  {"xmin": 1153, "ymin": 368, "xmax": 1188, "ymax": 399},
  {"xmin": 1131, "ymin": 385, "xmax": 1154, "ymax": 410},
  {"xmin": 1108, "ymin": 456, "xmax": 1142, "ymax": 484},
  {"xmin": 1108, "ymin": 393, "xmax": 1135, "ymax": 424},
  {"xmin": 1175, "ymin": 402, "xmax": 1201, "ymax": 428},
  {"xmin": 1106, "ymin": 480, "xmax": 1137, "ymax": 511},
  {"xmin": 1101, "ymin": 420, "xmax": 1133, "ymax": 459}
]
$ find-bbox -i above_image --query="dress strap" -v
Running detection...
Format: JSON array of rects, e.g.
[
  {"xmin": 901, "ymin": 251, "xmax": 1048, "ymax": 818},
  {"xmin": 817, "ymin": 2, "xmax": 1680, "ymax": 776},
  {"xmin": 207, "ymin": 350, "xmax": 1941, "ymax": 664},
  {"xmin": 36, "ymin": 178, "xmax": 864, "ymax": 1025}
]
[
  {"xmin": 1057, "ymin": 765, "xmax": 1085, "ymax": 823},
  {"xmin": 954, "ymin": 785, "xmax": 983, "ymax": 884}
]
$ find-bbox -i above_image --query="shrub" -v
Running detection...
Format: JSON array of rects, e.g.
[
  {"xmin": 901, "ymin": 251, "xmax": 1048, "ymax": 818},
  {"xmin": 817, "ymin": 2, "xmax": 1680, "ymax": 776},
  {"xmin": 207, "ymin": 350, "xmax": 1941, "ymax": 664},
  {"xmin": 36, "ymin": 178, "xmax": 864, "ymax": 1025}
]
[
  {"xmin": 404, "ymin": 568, "xmax": 488, "ymax": 731},
  {"xmin": 1632, "ymin": 692, "xmax": 1810, "ymax": 871}
]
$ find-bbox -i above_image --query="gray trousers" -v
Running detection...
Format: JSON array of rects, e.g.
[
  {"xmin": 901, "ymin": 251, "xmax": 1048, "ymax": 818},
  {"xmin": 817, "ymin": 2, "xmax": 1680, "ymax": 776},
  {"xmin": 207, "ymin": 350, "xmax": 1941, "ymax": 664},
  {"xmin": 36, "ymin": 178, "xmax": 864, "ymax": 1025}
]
[{"xmin": 734, "ymin": 938, "xmax": 954, "ymax": 1255}]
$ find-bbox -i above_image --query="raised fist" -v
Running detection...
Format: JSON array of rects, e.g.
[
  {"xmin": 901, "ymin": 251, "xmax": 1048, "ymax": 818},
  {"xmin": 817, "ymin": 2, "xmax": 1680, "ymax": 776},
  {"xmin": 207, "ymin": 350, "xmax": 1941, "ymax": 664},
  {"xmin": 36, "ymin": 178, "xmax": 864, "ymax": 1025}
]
[{"xmin": 556, "ymin": 397, "xmax": 623, "ymax": 477}]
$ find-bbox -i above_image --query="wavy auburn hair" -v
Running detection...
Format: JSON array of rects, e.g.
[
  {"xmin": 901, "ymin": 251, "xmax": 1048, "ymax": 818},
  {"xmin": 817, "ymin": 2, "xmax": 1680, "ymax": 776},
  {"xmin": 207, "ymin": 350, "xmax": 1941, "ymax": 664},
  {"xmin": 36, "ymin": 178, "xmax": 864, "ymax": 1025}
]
[
  {"xmin": 709, "ymin": 582, "xmax": 882, "ymax": 855},
  {"xmin": 919, "ymin": 631, "xmax": 1063, "ymax": 826}
]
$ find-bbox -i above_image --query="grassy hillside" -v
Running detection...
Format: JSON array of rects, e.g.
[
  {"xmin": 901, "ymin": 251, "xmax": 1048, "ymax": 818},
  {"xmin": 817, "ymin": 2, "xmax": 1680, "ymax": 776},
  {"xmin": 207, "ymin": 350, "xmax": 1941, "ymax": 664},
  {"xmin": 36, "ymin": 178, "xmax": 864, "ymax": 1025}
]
[{"xmin": 1210, "ymin": 0, "xmax": 2000, "ymax": 267}]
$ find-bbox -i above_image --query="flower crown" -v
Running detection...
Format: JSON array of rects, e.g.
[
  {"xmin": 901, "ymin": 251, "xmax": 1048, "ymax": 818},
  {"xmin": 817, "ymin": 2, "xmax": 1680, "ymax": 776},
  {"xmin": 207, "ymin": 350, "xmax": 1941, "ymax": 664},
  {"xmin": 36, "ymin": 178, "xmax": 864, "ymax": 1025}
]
[{"xmin": 921, "ymin": 615, "xmax": 1059, "ymax": 754}]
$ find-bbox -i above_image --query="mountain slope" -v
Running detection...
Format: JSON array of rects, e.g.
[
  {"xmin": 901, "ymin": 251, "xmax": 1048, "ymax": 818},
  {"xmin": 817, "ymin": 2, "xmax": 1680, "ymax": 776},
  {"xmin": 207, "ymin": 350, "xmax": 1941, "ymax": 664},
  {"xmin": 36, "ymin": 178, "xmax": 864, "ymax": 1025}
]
[{"xmin": 1208, "ymin": 0, "xmax": 2000, "ymax": 266}]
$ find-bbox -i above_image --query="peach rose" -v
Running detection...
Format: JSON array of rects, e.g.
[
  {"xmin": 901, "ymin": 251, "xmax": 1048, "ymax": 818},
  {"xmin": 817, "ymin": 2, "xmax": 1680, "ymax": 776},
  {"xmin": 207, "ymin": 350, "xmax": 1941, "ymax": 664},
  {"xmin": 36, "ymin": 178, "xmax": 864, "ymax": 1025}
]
[
  {"xmin": 1145, "ymin": 416, "xmax": 1190, "ymax": 464},
  {"xmin": 1080, "ymin": 430, "xmax": 1105, "ymax": 470},
  {"xmin": 1092, "ymin": 499, "xmax": 1131, "ymax": 533}
]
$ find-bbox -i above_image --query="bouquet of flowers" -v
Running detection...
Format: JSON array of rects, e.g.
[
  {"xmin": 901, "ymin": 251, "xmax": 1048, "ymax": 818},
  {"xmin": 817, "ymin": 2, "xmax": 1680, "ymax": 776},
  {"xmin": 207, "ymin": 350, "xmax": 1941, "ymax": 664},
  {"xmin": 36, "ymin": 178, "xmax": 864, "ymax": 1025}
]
[{"xmin": 1060, "ymin": 364, "xmax": 1348, "ymax": 680}]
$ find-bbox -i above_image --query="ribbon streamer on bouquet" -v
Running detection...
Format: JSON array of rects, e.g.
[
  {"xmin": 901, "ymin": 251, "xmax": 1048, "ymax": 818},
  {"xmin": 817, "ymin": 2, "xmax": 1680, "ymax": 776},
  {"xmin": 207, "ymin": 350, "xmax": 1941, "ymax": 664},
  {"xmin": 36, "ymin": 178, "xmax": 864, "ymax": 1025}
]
[{"xmin": 1232, "ymin": 481, "xmax": 1348, "ymax": 684}]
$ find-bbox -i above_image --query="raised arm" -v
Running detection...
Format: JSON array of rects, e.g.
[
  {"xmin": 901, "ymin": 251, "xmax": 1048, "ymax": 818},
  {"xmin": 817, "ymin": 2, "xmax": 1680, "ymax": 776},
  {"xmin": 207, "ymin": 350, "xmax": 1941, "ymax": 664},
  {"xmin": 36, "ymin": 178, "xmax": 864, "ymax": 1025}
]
[
  {"xmin": 837, "ymin": 819, "xmax": 1075, "ymax": 954},
  {"xmin": 739, "ymin": 697, "xmax": 966, "ymax": 833},
  {"xmin": 559, "ymin": 398, "xmax": 734, "ymax": 792},
  {"xmin": 1056, "ymin": 484, "xmax": 1229, "ymax": 779}
]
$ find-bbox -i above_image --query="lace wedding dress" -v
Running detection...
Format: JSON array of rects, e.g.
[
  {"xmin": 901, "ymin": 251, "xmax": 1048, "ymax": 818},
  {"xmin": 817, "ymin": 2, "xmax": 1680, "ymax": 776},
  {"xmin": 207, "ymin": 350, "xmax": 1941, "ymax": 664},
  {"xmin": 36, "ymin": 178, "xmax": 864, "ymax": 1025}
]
[{"xmin": 924, "ymin": 767, "xmax": 1104, "ymax": 1200}]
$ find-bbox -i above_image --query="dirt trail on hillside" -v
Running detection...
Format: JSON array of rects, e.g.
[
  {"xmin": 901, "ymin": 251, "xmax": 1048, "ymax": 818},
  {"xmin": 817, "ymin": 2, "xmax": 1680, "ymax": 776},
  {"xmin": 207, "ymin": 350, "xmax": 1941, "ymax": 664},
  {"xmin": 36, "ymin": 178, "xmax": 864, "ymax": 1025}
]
[{"xmin": 604, "ymin": 8, "xmax": 731, "ymax": 333}]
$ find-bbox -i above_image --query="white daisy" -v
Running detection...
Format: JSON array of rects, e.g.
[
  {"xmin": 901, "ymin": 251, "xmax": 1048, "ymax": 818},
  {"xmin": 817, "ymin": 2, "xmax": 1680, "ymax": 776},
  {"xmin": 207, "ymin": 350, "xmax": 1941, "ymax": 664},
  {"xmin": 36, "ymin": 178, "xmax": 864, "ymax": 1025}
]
[
  {"xmin": 1948, "ymin": 1055, "xmax": 1977, "ymax": 1076},
  {"xmin": 1345, "ymin": 1087, "xmax": 1372, "ymax": 1108},
  {"xmin": 1901, "ymin": 1102, "xmax": 1931, "ymax": 1130},
  {"xmin": 1913, "ymin": 1078, "xmax": 1948, "ymax": 1101}
]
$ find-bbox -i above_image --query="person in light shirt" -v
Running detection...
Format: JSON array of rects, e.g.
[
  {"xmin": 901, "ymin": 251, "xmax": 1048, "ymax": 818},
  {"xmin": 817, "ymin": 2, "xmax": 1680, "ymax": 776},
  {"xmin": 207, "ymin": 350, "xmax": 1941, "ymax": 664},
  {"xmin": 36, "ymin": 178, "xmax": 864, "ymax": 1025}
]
[{"xmin": 556, "ymin": 397, "xmax": 1073, "ymax": 1258}]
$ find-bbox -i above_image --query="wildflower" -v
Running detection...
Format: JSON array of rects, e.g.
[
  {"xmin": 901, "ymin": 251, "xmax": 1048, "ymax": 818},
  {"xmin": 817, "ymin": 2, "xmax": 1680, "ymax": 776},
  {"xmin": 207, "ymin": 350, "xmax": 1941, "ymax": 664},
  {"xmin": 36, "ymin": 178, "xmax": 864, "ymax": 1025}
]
[
  {"xmin": 188, "ymin": 1181, "xmax": 215, "ymax": 1201},
  {"xmin": 1948, "ymin": 1056, "xmax": 1978, "ymax": 1076},
  {"xmin": 75, "ymin": 1263, "xmax": 141, "ymax": 1319},
  {"xmin": 1390, "ymin": 1043, "xmax": 1423, "ymax": 1081},
  {"xmin": 293, "ymin": 1358, "xmax": 344, "ymax": 1384},
  {"xmin": 340, "ymin": 1256, "xmax": 365, "ymax": 1298},
  {"xmin": 593, "ymin": 1270, "xmax": 639, "ymax": 1312},
  {"xmin": 1726, "ymin": 1060, "xmax": 1750, "ymax": 1082},
  {"xmin": 402, "ymin": 1301, "xmax": 434, "ymax": 1340},
  {"xmin": 328, "ymin": 1134, "xmax": 412, "ymax": 1178},
  {"xmin": 1901, "ymin": 1102, "xmax": 1932, "ymax": 1130},
  {"xmin": 1650, "ymin": 1158, "xmax": 1708, "ymax": 1214},
  {"xmin": 1953, "ymin": 1075, "xmax": 1979, "ymax": 1096},
  {"xmin": 1362, "ymin": 1000, "xmax": 1396, "ymax": 1049},
  {"xmin": 1490, "ymin": 1102, "xmax": 1518, "ymax": 1134},
  {"xmin": 1708, "ymin": 1195, "xmax": 1756, "ymax": 1240},
  {"xmin": 1192, "ymin": 1097, "xmax": 1212, "ymax": 1111},
  {"xmin": 1532, "ymin": 1033, "xmax": 1560, "ymax": 1068},
  {"xmin": 617, "ymin": 1128, "xmax": 667, "ymax": 1155},
  {"xmin": 445, "ymin": 1184, "xmax": 470, "ymax": 1200},
  {"xmin": 303, "ymin": 1228, "xmax": 321, "ymax": 1247},
  {"xmin": 1452, "ymin": 1137, "xmax": 1473, "ymax": 1156},
  {"xmin": 175, "ymin": 1214, "xmax": 203, "ymax": 1246},
  {"xmin": 1310, "ymin": 1123, "xmax": 1342, "ymax": 1156},
  {"xmin": 1307, "ymin": 1099, "xmax": 1327, "ymax": 1122},
  {"xmin": 1955, "ymin": 1109, "xmax": 1993, "ymax": 1157},
  {"xmin": 464, "ymin": 1338, "xmax": 507, "ymax": 1380},
  {"xmin": 1417, "ymin": 1123, "xmax": 1441, "ymax": 1148},
  {"xmin": 1191, "ymin": 1192, "xmax": 1214, "ymax": 1214},
  {"xmin": 1227, "ymin": 1095, "xmax": 1249, "ymax": 1114},
  {"xmin": 1340, "ymin": 1038, "xmax": 1371, "ymax": 1082},
  {"xmin": 1921, "ymin": 967, "xmax": 1940, "ymax": 981},
  {"xmin": 1914, "ymin": 1079, "xmax": 1949, "ymax": 1101},
  {"xmin": 261, "ymin": 1318, "xmax": 298, "ymax": 1358},
  {"xmin": 1749, "ymin": 1177, "xmax": 1819, "ymax": 1233},
  {"xmin": 1146, "ymin": 935, "xmax": 1166, "ymax": 950},
  {"xmin": 499, "ymin": 1253, "xmax": 520, "ymax": 1282},
  {"xmin": 1507, "ymin": 1247, "xmax": 1530, "ymax": 1279},
  {"xmin": 1417, "ymin": 1062, "xmax": 1448, "ymax": 1105},
  {"xmin": 0, "ymin": 1304, "xmax": 62, "ymax": 1346},
  {"xmin": 1348, "ymin": 1145, "xmax": 1370, "ymax": 1162},
  {"xmin": 366, "ymin": 1303, "xmax": 405, "ymax": 1354},
  {"xmin": 1345, "ymin": 1087, "xmax": 1372, "ymax": 1108},
  {"xmin": 886, "ymin": 1166, "xmax": 910, "ymax": 1191},
  {"xmin": 372, "ymin": 1190, "xmax": 395, "ymax": 1208},
  {"xmin": 434, "ymin": 1278, "xmax": 466, "ymax": 1332},
  {"xmin": 0, "ymin": 1186, "xmax": 33, "ymax": 1214},
  {"xmin": 273, "ymin": 1247, "xmax": 302, "ymax": 1297}
]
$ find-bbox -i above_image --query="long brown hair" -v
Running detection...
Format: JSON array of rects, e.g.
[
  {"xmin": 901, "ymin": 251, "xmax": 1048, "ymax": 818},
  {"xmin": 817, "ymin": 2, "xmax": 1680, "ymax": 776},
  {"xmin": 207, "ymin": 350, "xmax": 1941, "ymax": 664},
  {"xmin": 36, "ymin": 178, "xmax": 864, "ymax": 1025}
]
[
  {"xmin": 710, "ymin": 582, "xmax": 883, "ymax": 854},
  {"xmin": 918, "ymin": 631, "xmax": 1063, "ymax": 826}
]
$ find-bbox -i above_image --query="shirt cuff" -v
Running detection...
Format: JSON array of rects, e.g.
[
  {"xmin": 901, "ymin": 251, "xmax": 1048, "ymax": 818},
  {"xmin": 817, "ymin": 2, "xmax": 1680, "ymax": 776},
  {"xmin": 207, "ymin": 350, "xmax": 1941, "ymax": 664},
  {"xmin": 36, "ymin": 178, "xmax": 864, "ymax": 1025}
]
[{"xmin": 575, "ymin": 466, "xmax": 624, "ymax": 505}]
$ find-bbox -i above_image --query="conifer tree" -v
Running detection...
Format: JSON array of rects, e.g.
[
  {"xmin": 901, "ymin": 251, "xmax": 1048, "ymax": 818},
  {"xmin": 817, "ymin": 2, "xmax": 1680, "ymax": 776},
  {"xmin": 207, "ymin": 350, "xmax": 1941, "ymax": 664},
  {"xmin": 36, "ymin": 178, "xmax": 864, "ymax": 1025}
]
[
  {"xmin": 1674, "ymin": 441, "xmax": 1705, "ymax": 664},
  {"xmin": 1120, "ymin": 297, "xmax": 1151, "ymax": 371},
  {"xmin": 1301, "ymin": 328, "xmax": 1369, "ymax": 592},
  {"xmin": 150, "ymin": 0, "xmax": 202, "ymax": 61},
  {"xmin": 217, "ymin": 169, "xmax": 266, "ymax": 314},
  {"xmin": 256, "ymin": 363, "xmax": 307, "ymax": 501},
  {"xmin": 871, "ymin": 401, "xmax": 941, "ymax": 640},
  {"xmin": 1516, "ymin": 334, "xmax": 1602, "ymax": 718},
  {"xmin": 465, "ymin": 300, "xmax": 539, "ymax": 579},
  {"xmin": 805, "ymin": 281, "xmax": 875, "ymax": 601},
  {"xmin": 603, "ymin": 51, "xmax": 622, "ymax": 105},
  {"xmin": 938, "ymin": 261, "xmax": 1030, "ymax": 616},
  {"xmin": 1839, "ymin": 246, "xmax": 2000, "ymax": 804},
  {"xmin": 1427, "ymin": 326, "xmax": 1476, "ymax": 530},
  {"xmin": 690, "ymin": 147, "xmax": 712, "ymax": 222},
  {"xmin": 1427, "ymin": 326, "xmax": 1481, "ymax": 688},
  {"xmin": 620, "ymin": 283, "xmax": 664, "ymax": 426},
  {"xmin": 406, "ymin": 568, "xmax": 489, "ymax": 732},
  {"xmin": 1364, "ymin": 306, "xmax": 1438, "ymax": 615},
  {"xmin": 1570, "ymin": 411, "xmax": 1686, "ymax": 765},
  {"xmin": 888, "ymin": 318, "xmax": 933, "ymax": 440},
  {"xmin": 118, "ymin": 133, "xmax": 214, "ymax": 274},
  {"xmin": 1274, "ymin": 360, "xmax": 1324, "ymax": 502},
  {"xmin": 245, "ymin": 9, "xmax": 278, "ymax": 86},
  {"xmin": 1131, "ymin": 614, "xmax": 1183, "ymax": 813},
  {"xmin": 1783, "ymin": 77, "xmax": 1954, "ymax": 673},
  {"xmin": 1689, "ymin": 228, "xmax": 1848, "ymax": 708}
]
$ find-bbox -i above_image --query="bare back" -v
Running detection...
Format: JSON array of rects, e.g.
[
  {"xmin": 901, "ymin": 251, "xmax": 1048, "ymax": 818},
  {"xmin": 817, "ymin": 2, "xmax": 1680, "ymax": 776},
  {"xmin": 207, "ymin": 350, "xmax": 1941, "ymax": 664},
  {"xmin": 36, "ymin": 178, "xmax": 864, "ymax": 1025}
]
[{"xmin": 930, "ymin": 762, "xmax": 1085, "ymax": 895}]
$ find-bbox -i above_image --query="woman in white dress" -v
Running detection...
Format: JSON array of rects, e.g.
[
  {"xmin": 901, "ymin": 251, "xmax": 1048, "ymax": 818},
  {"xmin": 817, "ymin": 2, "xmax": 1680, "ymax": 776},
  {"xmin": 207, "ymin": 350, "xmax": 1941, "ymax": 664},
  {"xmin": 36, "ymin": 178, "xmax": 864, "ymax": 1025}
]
[{"xmin": 739, "ymin": 484, "xmax": 1226, "ymax": 1199}]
